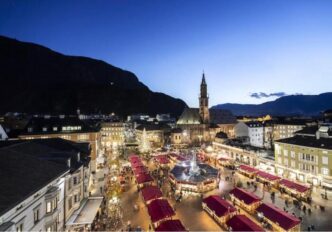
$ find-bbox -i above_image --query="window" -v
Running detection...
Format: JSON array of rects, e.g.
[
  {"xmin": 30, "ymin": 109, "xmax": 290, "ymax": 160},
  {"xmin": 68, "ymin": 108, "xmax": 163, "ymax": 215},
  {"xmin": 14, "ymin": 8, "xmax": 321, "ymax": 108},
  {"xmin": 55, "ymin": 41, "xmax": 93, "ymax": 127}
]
[
  {"xmin": 46, "ymin": 201, "xmax": 52, "ymax": 213},
  {"xmin": 53, "ymin": 127, "xmax": 58, "ymax": 131},
  {"xmin": 284, "ymin": 150, "xmax": 288, "ymax": 157},
  {"xmin": 16, "ymin": 223, "xmax": 23, "ymax": 232},
  {"xmin": 73, "ymin": 177, "xmax": 77, "ymax": 185},
  {"xmin": 68, "ymin": 197, "xmax": 73, "ymax": 210},
  {"xmin": 34, "ymin": 209, "xmax": 39, "ymax": 223},
  {"xmin": 42, "ymin": 127, "xmax": 48, "ymax": 132},
  {"xmin": 278, "ymin": 157, "xmax": 282, "ymax": 164},
  {"xmin": 284, "ymin": 159, "xmax": 288, "ymax": 166},
  {"xmin": 322, "ymin": 156, "xmax": 329, "ymax": 165},
  {"xmin": 290, "ymin": 151, "xmax": 295, "ymax": 158},
  {"xmin": 291, "ymin": 160, "xmax": 295, "ymax": 168},
  {"xmin": 322, "ymin": 168, "xmax": 329, "ymax": 175}
]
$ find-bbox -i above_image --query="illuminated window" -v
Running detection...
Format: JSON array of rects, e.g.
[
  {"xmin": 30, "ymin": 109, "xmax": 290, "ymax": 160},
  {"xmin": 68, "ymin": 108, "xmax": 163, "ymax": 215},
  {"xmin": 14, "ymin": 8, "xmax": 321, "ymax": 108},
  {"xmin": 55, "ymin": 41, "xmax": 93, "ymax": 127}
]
[
  {"xmin": 16, "ymin": 223, "xmax": 23, "ymax": 232},
  {"xmin": 322, "ymin": 168, "xmax": 329, "ymax": 175},
  {"xmin": 46, "ymin": 202, "xmax": 52, "ymax": 213}
]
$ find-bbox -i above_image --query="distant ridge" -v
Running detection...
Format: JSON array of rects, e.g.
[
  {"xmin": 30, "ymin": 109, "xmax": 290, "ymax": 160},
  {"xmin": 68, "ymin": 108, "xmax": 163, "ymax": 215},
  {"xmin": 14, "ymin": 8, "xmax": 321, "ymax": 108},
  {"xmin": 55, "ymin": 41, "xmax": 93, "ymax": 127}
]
[
  {"xmin": 211, "ymin": 93, "xmax": 332, "ymax": 116},
  {"xmin": 0, "ymin": 35, "xmax": 187, "ymax": 116}
]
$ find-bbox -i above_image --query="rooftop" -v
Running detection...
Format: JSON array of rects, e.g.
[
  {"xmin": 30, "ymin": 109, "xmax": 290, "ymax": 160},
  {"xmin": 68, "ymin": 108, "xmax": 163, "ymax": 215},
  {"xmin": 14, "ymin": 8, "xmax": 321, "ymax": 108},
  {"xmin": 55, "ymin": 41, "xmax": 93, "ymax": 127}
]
[{"xmin": 276, "ymin": 135, "xmax": 332, "ymax": 150}]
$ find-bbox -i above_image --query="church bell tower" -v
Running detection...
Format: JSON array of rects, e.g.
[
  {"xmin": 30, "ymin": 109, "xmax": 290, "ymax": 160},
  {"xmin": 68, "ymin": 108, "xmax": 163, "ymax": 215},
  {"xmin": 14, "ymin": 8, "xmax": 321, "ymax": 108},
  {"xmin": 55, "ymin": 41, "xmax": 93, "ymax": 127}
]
[{"xmin": 199, "ymin": 72, "xmax": 210, "ymax": 124}]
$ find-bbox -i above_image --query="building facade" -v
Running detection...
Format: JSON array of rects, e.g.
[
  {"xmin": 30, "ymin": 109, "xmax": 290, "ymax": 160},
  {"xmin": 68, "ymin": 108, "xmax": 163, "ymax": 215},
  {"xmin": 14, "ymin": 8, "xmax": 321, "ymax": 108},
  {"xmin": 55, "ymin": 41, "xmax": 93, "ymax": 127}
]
[{"xmin": 275, "ymin": 135, "xmax": 332, "ymax": 188}]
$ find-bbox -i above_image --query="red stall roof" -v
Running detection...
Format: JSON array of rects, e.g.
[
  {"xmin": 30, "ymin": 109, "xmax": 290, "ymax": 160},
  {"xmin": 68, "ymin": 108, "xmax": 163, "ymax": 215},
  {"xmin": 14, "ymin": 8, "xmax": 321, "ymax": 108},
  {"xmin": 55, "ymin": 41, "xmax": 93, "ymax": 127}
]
[
  {"xmin": 279, "ymin": 179, "xmax": 310, "ymax": 193},
  {"xmin": 147, "ymin": 199, "xmax": 175, "ymax": 223},
  {"xmin": 155, "ymin": 219, "xmax": 186, "ymax": 231},
  {"xmin": 256, "ymin": 203, "xmax": 300, "ymax": 230},
  {"xmin": 141, "ymin": 185, "xmax": 163, "ymax": 202},
  {"xmin": 226, "ymin": 215, "xmax": 264, "ymax": 232},
  {"xmin": 136, "ymin": 173, "xmax": 153, "ymax": 184},
  {"xmin": 229, "ymin": 187, "xmax": 261, "ymax": 205},
  {"xmin": 131, "ymin": 161, "xmax": 144, "ymax": 168},
  {"xmin": 239, "ymin": 165, "xmax": 258, "ymax": 173},
  {"xmin": 203, "ymin": 195, "xmax": 236, "ymax": 217},
  {"xmin": 133, "ymin": 166, "xmax": 147, "ymax": 175},
  {"xmin": 257, "ymin": 171, "xmax": 281, "ymax": 181},
  {"xmin": 155, "ymin": 155, "xmax": 170, "ymax": 164},
  {"xmin": 129, "ymin": 154, "xmax": 140, "ymax": 160}
]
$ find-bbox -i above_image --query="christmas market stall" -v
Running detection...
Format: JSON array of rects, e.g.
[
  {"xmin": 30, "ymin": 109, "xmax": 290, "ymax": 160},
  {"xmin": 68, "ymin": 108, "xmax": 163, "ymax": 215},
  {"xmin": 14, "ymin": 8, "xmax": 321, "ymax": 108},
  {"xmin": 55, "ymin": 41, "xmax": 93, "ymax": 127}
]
[
  {"xmin": 202, "ymin": 195, "xmax": 237, "ymax": 226},
  {"xmin": 226, "ymin": 215, "xmax": 264, "ymax": 232},
  {"xmin": 256, "ymin": 203, "xmax": 301, "ymax": 232},
  {"xmin": 229, "ymin": 187, "xmax": 261, "ymax": 213},
  {"xmin": 279, "ymin": 179, "xmax": 311, "ymax": 200},
  {"xmin": 154, "ymin": 219, "xmax": 187, "ymax": 232}
]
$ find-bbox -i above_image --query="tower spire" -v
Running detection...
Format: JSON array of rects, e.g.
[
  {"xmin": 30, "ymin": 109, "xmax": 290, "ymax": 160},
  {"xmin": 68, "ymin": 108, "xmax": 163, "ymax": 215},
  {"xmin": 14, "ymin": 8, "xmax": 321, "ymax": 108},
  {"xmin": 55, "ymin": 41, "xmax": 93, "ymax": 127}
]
[
  {"xmin": 201, "ymin": 71, "xmax": 206, "ymax": 85},
  {"xmin": 199, "ymin": 72, "xmax": 209, "ymax": 124}
]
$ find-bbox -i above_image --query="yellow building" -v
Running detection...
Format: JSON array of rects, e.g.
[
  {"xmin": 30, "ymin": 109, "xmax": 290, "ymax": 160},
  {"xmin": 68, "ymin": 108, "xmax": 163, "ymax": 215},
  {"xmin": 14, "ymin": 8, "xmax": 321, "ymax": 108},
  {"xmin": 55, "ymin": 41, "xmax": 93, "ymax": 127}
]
[{"xmin": 275, "ymin": 135, "xmax": 332, "ymax": 188}]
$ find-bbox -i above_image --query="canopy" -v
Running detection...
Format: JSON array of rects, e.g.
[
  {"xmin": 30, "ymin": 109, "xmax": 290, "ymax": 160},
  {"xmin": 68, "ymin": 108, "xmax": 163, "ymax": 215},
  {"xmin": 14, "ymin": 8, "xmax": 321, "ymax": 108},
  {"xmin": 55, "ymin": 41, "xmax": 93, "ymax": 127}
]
[
  {"xmin": 229, "ymin": 187, "xmax": 261, "ymax": 205},
  {"xmin": 256, "ymin": 203, "xmax": 300, "ymax": 230},
  {"xmin": 203, "ymin": 195, "xmax": 236, "ymax": 217},
  {"xmin": 155, "ymin": 220, "xmax": 186, "ymax": 231},
  {"xmin": 226, "ymin": 215, "xmax": 264, "ymax": 232},
  {"xmin": 147, "ymin": 199, "xmax": 175, "ymax": 223},
  {"xmin": 66, "ymin": 197, "xmax": 103, "ymax": 227},
  {"xmin": 141, "ymin": 185, "xmax": 163, "ymax": 202},
  {"xmin": 279, "ymin": 179, "xmax": 310, "ymax": 193}
]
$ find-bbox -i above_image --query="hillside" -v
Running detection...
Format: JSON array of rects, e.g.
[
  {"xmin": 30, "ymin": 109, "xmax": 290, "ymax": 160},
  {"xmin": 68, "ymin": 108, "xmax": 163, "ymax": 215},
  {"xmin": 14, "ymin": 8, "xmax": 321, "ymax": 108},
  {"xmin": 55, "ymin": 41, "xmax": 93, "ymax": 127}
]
[
  {"xmin": 0, "ymin": 36, "xmax": 187, "ymax": 116},
  {"xmin": 212, "ymin": 93, "xmax": 332, "ymax": 116}
]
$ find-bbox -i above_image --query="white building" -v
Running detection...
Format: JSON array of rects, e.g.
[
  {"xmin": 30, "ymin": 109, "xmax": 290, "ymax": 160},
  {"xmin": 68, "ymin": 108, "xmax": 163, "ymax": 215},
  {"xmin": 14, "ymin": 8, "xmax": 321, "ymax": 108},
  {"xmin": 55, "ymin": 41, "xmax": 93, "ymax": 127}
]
[
  {"xmin": 0, "ymin": 139, "xmax": 101, "ymax": 232},
  {"xmin": 234, "ymin": 121, "xmax": 264, "ymax": 148}
]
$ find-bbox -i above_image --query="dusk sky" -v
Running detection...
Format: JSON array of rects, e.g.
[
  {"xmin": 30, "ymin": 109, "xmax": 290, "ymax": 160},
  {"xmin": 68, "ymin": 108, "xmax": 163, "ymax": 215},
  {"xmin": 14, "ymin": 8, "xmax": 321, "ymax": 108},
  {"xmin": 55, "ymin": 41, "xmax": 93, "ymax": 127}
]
[{"xmin": 1, "ymin": 0, "xmax": 332, "ymax": 107}]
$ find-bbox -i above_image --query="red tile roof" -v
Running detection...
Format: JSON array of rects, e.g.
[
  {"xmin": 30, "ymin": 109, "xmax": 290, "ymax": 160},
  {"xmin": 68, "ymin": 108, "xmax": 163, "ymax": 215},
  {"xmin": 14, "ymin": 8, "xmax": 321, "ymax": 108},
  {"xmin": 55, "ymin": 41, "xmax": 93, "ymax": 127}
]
[
  {"xmin": 239, "ymin": 165, "xmax": 258, "ymax": 173},
  {"xmin": 256, "ymin": 203, "xmax": 300, "ymax": 230},
  {"xmin": 155, "ymin": 219, "xmax": 186, "ymax": 231},
  {"xmin": 229, "ymin": 187, "xmax": 261, "ymax": 205},
  {"xmin": 226, "ymin": 215, "xmax": 264, "ymax": 232},
  {"xmin": 257, "ymin": 171, "xmax": 281, "ymax": 181},
  {"xmin": 141, "ymin": 185, "xmax": 163, "ymax": 202},
  {"xmin": 279, "ymin": 179, "xmax": 310, "ymax": 193},
  {"xmin": 203, "ymin": 195, "xmax": 236, "ymax": 217},
  {"xmin": 147, "ymin": 199, "xmax": 175, "ymax": 223},
  {"xmin": 136, "ymin": 173, "xmax": 153, "ymax": 184}
]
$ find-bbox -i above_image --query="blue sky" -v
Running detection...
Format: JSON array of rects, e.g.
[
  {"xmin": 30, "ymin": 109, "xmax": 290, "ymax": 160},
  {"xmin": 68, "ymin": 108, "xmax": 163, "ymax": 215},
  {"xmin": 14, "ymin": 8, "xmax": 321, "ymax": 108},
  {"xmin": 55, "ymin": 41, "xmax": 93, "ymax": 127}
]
[{"xmin": 1, "ymin": 0, "xmax": 332, "ymax": 107}]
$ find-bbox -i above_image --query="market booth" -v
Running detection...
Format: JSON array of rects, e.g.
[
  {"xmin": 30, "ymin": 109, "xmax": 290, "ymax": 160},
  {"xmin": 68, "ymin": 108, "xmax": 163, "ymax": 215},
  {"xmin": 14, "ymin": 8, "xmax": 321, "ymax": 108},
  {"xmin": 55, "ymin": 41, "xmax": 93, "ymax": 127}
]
[
  {"xmin": 256, "ymin": 203, "xmax": 301, "ymax": 232},
  {"xmin": 202, "ymin": 195, "xmax": 237, "ymax": 225},
  {"xmin": 141, "ymin": 185, "xmax": 163, "ymax": 204},
  {"xmin": 155, "ymin": 219, "xmax": 186, "ymax": 231},
  {"xmin": 217, "ymin": 157, "xmax": 234, "ymax": 168},
  {"xmin": 136, "ymin": 172, "xmax": 154, "ymax": 187},
  {"xmin": 238, "ymin": 165, "xmax": 258, "ymax": 178},
  {"xmin": 256, "ymin": 170, "xmax": 281, "ymax": 187},
  {"xmin": 279, "ymin": 179, "xmax": 311, "ymax": 200},
  {"xmin": 154, "ymin": 155, "xmax": 170, "ymax": 168},
  {"xmin": 226, "ymin": 214, "xmax": 264, "ymax": 232},
  {"xmin": 147, "ymin": 199, "xmax": 175, "ymax": 227},
  {"xmin": 229, "ymin": 187, "xmax": 261, "ymax": 213}
]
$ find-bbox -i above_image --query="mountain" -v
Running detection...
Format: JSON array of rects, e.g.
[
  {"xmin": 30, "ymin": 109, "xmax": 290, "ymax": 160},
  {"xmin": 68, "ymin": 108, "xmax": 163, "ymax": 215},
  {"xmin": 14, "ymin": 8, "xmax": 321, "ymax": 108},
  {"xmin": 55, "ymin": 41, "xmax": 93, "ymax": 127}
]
[
  {"xmin": 212, "ymin": 93, "xmax": 332, "ymax": 116},
  {"xmin": 0, "ymin": 36, "xmax": 187, "ymax": 116}
]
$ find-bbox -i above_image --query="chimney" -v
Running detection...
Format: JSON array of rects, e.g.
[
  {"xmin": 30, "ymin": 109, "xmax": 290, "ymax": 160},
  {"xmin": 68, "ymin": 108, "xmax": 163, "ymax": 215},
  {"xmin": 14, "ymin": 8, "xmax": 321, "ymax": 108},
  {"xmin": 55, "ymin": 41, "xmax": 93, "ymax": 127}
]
[{"xmin": 316, "ymin": 131, "xmax": 320, "ymax": 140}]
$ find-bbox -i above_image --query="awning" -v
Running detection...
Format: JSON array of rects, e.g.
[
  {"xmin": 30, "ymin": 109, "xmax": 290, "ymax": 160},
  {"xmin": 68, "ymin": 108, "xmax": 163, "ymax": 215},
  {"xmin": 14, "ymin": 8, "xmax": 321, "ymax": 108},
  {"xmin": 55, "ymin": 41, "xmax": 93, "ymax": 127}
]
[{"xmin": 66, "ymin": 197, "xmax": 103, "ymax": 227}]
